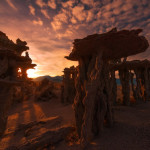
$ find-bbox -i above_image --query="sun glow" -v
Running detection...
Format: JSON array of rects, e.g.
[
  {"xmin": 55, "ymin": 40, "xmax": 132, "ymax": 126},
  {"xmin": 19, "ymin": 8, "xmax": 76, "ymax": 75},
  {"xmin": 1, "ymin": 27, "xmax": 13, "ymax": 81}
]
[{"xmin": 27, "ymin": 69, "xmax": 38, "ymax": 78}]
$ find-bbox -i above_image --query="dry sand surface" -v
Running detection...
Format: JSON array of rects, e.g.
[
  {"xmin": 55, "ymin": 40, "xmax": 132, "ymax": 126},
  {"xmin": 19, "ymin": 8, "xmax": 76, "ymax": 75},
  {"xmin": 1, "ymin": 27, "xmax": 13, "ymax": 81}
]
[{"xmin": 0, "ymin": 88, "xmax": 150, "ymax": 150}]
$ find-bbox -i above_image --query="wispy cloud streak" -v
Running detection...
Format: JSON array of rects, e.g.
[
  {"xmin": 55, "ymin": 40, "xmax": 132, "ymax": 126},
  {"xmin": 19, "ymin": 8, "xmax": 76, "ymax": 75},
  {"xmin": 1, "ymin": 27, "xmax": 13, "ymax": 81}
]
[{"xmin": 6, "ymin": 0, "xmax": 17, "ymax": 10}]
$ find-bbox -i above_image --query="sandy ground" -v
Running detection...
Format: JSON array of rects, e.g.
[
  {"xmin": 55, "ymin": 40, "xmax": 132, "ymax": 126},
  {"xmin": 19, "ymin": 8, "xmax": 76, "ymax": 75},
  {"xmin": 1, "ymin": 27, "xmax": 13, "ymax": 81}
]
[
  {"xmin": 0, "ymin": 89, "xmax": 75, "ymax": 150},
  {"xmin": 88, "ymin": 103, "xmax": 150, "ymax": 150},
  {"xmin": 0, "ymin": 87, "xmax": 150, "ymax": 150}
]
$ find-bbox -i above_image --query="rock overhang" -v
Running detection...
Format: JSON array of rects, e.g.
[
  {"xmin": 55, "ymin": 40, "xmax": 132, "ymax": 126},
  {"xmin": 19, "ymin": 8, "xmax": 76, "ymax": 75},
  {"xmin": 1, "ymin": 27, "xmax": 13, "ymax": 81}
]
[{"xmin": 65, "ymin": 28, "xmax": 149, "ymax": 61}]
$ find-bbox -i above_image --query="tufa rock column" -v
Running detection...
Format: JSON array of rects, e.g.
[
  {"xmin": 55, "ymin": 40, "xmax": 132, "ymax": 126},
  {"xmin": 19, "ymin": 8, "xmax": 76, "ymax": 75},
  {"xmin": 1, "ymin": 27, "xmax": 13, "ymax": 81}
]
[{"xmin": 65, "ymin": 28, "xmax": 149, "ymax": 147}]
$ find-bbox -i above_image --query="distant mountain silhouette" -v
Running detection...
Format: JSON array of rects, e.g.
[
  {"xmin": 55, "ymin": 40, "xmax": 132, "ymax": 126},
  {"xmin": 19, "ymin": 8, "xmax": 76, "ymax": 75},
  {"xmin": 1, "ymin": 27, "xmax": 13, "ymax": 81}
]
[
  {"xmin": 33, "ymin": 75, "xmax": 63, "ymax": 82},
  {"xmin": 33, "ymin": 76, "xmax": 136, "ymax": 85}
]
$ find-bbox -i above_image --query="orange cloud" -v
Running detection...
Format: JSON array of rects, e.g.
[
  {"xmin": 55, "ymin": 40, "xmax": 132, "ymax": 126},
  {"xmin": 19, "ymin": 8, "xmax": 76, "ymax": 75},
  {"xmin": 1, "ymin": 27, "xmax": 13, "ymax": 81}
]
[
  {"xmin": 6, "ymin": 0, "xmax": 17, "ymax": 11},
  {"xmin": 29, "ymin": 47, "xmax": 78, "ymax": 76},
  {"xmin": 51, "ymin": 11, "xmax": 68, "ymax": 31},
  {"xmin": 36, "ymin": 0, "xmax": 46, "ymax": 8},
  {"xmin": 51, "ymin": 20, "xmax": 62, "ymax": 30},
  {"xmin": 41, "ymin": 9, "xmax": 50, "ymax": 19},
  {"xmin": 48, "ymin": 0, "xmax": 56, "ymax": 9},
  {"xmin": 33, "ymin": 18, "xmax": 43, "ymax": 26},
  {"xmin": 72, "ymin": 5, "xmax": 87, "ymax": 21},
  {"xmin": 71, "ymin": 17, "xmax": 77, "ymax": 24},
  {"xmin": 81, "ymin": 0, "xmax": 94, "ymax": 6},
  {"xmin": 62, "ymin": 0, "xmax": 75, "ymax": 8},
  {"xmin": 29, "ymin": 5, "xmax": 35, "ymax": 16}
]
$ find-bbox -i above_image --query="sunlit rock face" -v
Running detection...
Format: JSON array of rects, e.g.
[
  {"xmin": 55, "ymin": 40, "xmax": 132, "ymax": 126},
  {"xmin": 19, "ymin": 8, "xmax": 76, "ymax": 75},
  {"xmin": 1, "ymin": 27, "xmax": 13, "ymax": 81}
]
[
  {"xmin": 0, "ymin": 31, "xmax": 36, "ymax": 138},
  {"xmin": 65, "ymin": 28, "xmax": 149, "ymax": 148}
]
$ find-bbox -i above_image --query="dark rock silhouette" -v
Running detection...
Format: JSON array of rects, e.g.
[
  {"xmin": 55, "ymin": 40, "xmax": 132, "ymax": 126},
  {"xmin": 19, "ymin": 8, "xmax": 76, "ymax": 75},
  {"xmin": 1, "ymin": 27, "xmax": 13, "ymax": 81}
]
[
  {"xmin": 34, "ymin": 78, "xmax": 56, "ymax": 101},
  {"xmin": 111, "ymin": 59, "xmax": 150, "ymax": 104},
  {"xmin": 61, "ymin": 66, "xmax": 77, "ymax": 104},
  {"xmin": 66, "ymin": 28, "xmax": 148, "ymax": 61},
  {"xmin": 0, "ymin": 31, "xmax": 36, "ymax": 137},
  {"xmin": 33, "ymin": 75, "xmax": 63, "ymax": 82}
]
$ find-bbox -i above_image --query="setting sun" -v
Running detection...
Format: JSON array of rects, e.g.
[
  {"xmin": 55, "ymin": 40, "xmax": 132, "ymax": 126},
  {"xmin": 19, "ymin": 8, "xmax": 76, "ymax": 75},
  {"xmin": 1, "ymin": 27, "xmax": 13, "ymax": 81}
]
[{"xmin": 27, "ymin": 69, "xmax": 38, "ymax": 78}]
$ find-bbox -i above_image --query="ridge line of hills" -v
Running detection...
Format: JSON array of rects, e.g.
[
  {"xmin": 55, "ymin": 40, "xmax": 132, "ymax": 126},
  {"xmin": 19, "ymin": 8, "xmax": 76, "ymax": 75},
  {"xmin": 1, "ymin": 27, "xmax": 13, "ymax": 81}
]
[
  {"xmin": 33, "ymin": 75, "xmax": 136, "ymax": 85},
  {"xmin": 33, "ymin": 75, "xmax": 63, "ymax": 82}
]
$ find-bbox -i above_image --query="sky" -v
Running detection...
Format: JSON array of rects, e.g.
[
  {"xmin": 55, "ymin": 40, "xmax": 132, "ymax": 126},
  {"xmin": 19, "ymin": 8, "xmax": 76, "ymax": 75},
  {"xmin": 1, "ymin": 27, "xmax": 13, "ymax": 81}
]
[{"xmin": 0, "ymin": 0, "xmax": 150, "ymax": 77}]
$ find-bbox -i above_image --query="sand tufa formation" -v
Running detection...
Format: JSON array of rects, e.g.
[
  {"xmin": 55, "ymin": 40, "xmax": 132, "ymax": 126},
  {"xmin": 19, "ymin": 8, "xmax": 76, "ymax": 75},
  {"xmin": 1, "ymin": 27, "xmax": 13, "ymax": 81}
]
[
  {"xmin": 0, "ymin": 31, "xmax": 36, "ymax": 137},
  {"xmin": 65, "ymin": 28, "xmax": 149, "ymax": 148}
]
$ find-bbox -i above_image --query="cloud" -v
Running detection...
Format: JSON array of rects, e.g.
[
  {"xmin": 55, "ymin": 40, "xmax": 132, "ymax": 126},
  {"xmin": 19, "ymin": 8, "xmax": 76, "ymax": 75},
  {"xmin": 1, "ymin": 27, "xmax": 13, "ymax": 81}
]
[
  {"xmin": 48, "ymin": 0, "xmax": 56, "ymax": 9},
  {"xmin": 56, "ymin": 29, "xmax": 74, "ymax": 39},
  {"xmin": 51, "ymin": 10, "xmax": 68, "ymax": 30},
  {"xmin": 51, "ymin": 20, "xmax": 62, "ymax": 30},
  {"xmin": 71, "ymin": 17, "xmax": 77, "ymax": 24},
  {"xmin": 29, "ymin": 5, "xmax": 35, "ymax": 16},
  {"xmin": 55, "ymin": 12, "xmax": 68, "ymax": 23},
  {"xmin": 41, "ymin": 9, "xmax": 50, "ymax": 19},
  {"xmin": 36, "ymin": 0, "xmax": 46, "ymax": 8},
  {"xmin": 29, "ymin": 47, "xmax": 78, "ymax": 76},
  {"xmin": 86, "ymin": 11, "xmax": 95, "ymax": 22},
  {"xmin": 36, "ymin": 0, "xmax": 57, "ymax": 9},
  {"xmin": 72, "ymin": 5, "xmax": 87, "ymax": 22},
  {"xmin": 81, "ymin": 0, "xmax": 94, "ymax": 6},
  {"xmin": 33, "ymin": 18, "xmax": 43, "ymax": 26},
  {"xmin": 6, "ymin": 0, "xmax": 17, "ymax": 11},
  {"xmin": 62, "ymin": 0, "xmax": 75, "ymax": 8}
]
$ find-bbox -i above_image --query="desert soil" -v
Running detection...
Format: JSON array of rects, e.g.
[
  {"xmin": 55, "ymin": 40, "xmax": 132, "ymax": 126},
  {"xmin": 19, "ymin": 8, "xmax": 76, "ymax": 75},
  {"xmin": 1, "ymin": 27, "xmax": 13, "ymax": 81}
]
[{"xmin": 0, "ymin": 88, "xmax": 150, "ymax": 150}]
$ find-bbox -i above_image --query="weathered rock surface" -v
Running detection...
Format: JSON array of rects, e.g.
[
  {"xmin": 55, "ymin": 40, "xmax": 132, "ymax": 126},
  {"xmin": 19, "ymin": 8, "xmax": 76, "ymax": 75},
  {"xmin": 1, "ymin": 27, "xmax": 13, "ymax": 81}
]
[
  {"xmin": 18, "ymin": 126, "xmax": 74, "ymax": 150},
  {"xmin": 14, "ymin": 116, "xmax": 63, "ymax": 137},
  {"xmin": 0, "ymin": 81, "xmax": 20, "ymax": 138},
  {"xmin": 4, "ymin": 114, "xmax": 74, "ymax": 150},
  {"xmin": 111, "ymin": 59, "xmax": 150, "ymax": 104},
  {"xmin": 0, "ymin": 86, "xmax": 12, "ymax": 138},
  {"xmin": 65, "ymin": 28, "xmax": 149, "ymax": 148},
  {"xmin": 0, "ymin": 31, "xmax": 36, "ymax": 138},
  {"xmin": 66, "ymin": 28, "xmax": 149, "ymax": 61},
  {"xmin": 35, "ymin": 78, "xmax": 57, "ymax": 101}
]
